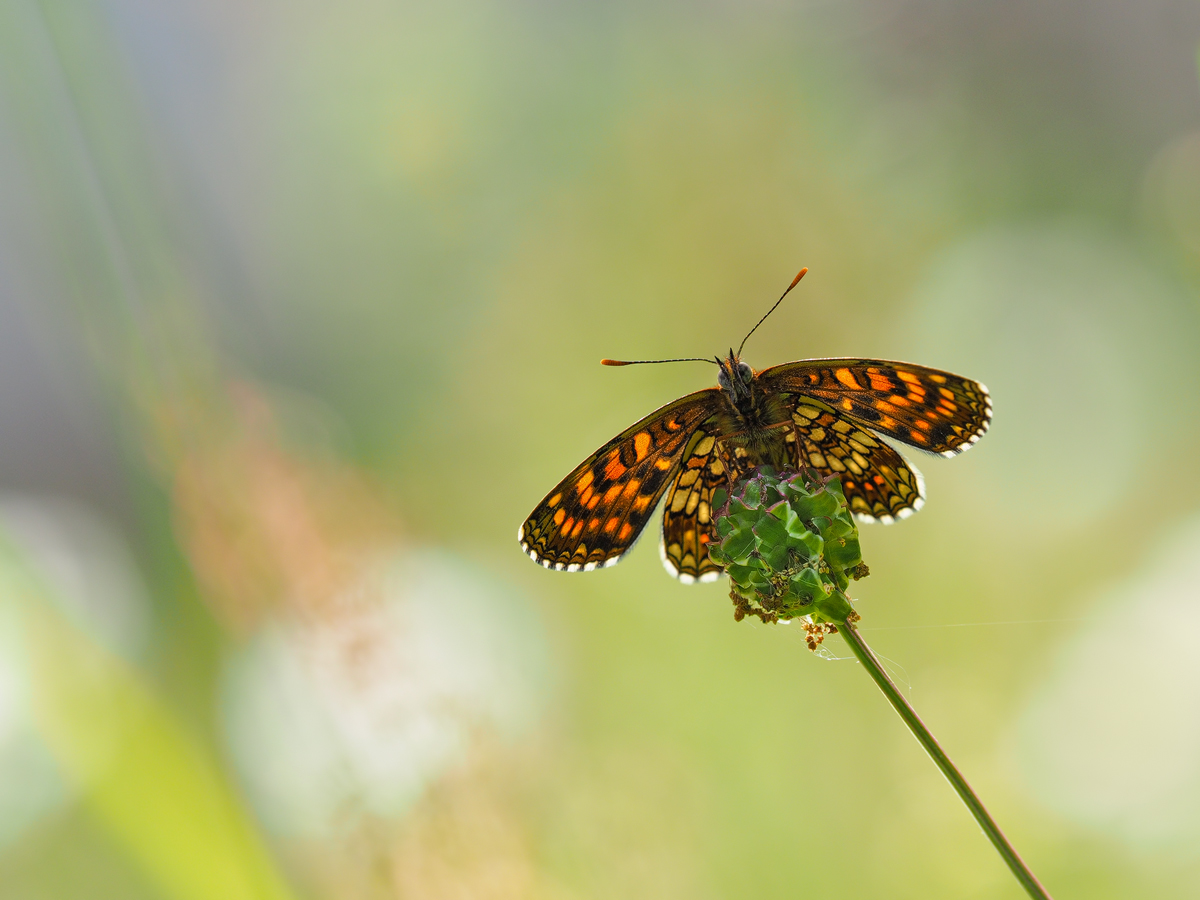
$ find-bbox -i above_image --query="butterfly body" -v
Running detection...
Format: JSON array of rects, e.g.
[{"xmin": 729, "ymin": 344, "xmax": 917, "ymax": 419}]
[
  {"xmin": 710, "ymin": 352, "xmax": 800, "ymax": 474},
  {"xmin": 520, "ymin": 351, "xmax": 991, "ymax": 583}
]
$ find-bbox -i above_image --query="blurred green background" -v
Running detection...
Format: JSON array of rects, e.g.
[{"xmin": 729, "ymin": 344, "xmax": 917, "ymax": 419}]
[{"xmin": 2, "ymin": 1, "xmax": 1200, "ymax": 897}]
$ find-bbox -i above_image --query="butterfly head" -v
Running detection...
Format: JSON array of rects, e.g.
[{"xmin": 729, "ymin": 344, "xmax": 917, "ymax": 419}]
[{"xmin": 716, "ymin": 350, "xmax": 754, "ymax": 404}]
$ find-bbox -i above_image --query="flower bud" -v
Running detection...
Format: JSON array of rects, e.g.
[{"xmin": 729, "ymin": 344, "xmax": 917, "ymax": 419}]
[{"xmin": 709, "ymin": 467, "xmax": 868, "ymax": 644}]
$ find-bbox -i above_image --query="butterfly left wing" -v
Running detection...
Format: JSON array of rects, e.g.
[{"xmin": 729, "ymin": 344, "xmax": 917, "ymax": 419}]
[
  {"xmin": 758, "ymin": 358, "xmax": 991, "ymax": 457},
  {"xmin": 519, "ymin": 389, "xmax": 723, "ymax": 571}
]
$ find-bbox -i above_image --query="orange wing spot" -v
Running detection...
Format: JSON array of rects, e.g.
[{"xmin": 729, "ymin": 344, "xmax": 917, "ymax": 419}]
[
  {"xmin": 841, "ymin": 398, "xmax": 853, "ymax": 411},
  {"xmin": 633, "ymin": 493, "xmax": 653, "ymax": 512},
  {"xmin": 576, "ymin": 470, "xmax": 594, "ymax": 492},
  {"xmin": 699, "ymin": 533, "xmax": 711, "ymax": 544},
  {"xmin": 604, "ymin": 454, "xmax": 627, "ymax": 480},
  {"xmin": 686, "ymin": 455, "xmax": 706, "ymax": 468},
  {"xmin": 553, "ymin": 509, "xmax": 566, "ymax": 526},
  {"xmin": 570, "ymin": 520, "xmax": 584, "ymax": 539},
  {"xmin": 868, "ymin": 375, "xmax": 895, "ymax": 391},
  {"xmin": 897, "ymin": 371, "xmax": 922, "ymax": 386},
  {"xmin": 915, "ymin": 419, "xmax": 932, "ymax": 431},
  {"xmin": 879, "ymin": 415, "xmax": 896, "ymax": 428},
  {"xmin": 654, "ymin": 458, "xmax": 673, "ymax": 471},
  {"xmin": 888, "ymin": 394, "xmax": 911, "ymax": 407},
  {"xmin": 908, "ymin": 429, "xmax": 929, "ymax": 444},
  {"xmin": 875, "ymin": 399, "xmax": 897, "ymax": 414},
  {"xmin": 587, "ymin": 494, "xmax": 601, "ymax": 510},
  {"xmin": 579, "ymin": 485, "xmax": 594, "ymax": 505},
  {"xmin": 561, "ymin": 516, "xmax": 575, "ymax": 533},
  {"xmin": 547, "ymin": 492, "xmax": 562, "ymax": 508},
  {"xmin": 665, "ymin": 418, "xmax": 680, "ymax": 431},
  {"xmin": 621, "ymin": 478, "xmax": 642, "ymax": 500},
  {"xmin": 603, "ymin": 484, "xmax": 622, "ymax": 504},
  {"xmin": 835, "ymin": 368, "xmax": 862, "ymax": 389},
  {"xmin": 588, "ymin": 517, "xmax": 601, "ymax": 531},
  {"xmin": 938, "ymin": 400, "xmax": 958, "ymax": 414},
  {"xmin": 633, "ymin": 432, "xmax": 652, "ymax": 461},
  {"xmin": 618, "ymin": 523, "xmax": 634, "ymax": 541},
  {"xmin": 929, "ymin": 373, "xmax": 947, "ymax": 384},
  {"xmin": 873, "ymin": 474, "xmax": 885, "ymax": 485},
  {"xmin": 604, "ymin": 517, "xmax": 620, "ymax": 534},
  {"xmin": 938, "ymin": 387, "xmax": 955, "ymax": 400}
]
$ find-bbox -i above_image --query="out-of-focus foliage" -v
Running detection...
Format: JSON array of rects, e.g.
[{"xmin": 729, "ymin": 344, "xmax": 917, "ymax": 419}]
[{"xmin": 1, "ymin": 0, "xmax": 1200, "ymax": 897}]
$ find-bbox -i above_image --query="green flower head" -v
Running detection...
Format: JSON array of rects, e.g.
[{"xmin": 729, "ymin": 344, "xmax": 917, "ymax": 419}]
[{"xmin": 708, "ymin": 467, "xmax": 869, "ymax": 643}]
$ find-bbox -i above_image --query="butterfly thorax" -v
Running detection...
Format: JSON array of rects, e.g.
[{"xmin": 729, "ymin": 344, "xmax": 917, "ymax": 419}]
[{"xmin": 715, "ymin": 352, "xmax": 796, "ymax": 476}]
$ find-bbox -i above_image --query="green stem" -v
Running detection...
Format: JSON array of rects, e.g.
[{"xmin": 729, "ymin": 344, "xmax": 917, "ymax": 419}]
[{"xmin": 838, "ymin": 617, "xmax": 1052, "ymax": 900}]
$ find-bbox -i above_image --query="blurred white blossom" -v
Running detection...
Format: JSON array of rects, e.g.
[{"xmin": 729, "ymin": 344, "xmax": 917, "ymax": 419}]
[
  {"xmin": 1016, "ymin": 514, "xmax": 1200, "ymax": 847},
  {"xmin": 222, "ymin": 548, "xmax": 551, "ymax": 837}
]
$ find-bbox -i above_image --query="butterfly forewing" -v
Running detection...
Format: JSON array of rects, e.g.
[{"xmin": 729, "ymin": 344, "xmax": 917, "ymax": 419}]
[
  {"xmin": 519, "ymin": 390, "xmax": 723, "ymax": 571},
  {"xmin": 760, "ymin": 359, "xmax": 991, "ymax": 458}
]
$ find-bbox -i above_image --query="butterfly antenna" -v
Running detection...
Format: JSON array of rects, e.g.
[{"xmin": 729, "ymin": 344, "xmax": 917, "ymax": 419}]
[
  {"xmin": 736, "ymin": 267, "xmax": 808, "ymax": 358},
  {"xmin": 601, "ymin": 357, "xmax": 719, "ymax": 367}
]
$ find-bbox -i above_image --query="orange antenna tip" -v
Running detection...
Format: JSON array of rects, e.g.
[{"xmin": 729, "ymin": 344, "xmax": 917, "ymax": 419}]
[
  {"xmin": 600, "ymin": 358, "xmax": 628, "ymax": 366},
  {"xmin": 735, "ymin": 266, "xmax": 811, "ymax": 358}
]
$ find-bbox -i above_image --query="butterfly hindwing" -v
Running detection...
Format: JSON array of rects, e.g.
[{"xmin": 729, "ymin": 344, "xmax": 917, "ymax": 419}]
[
  {"xmin": 660, "ymin": 428, "xmax": 729, "ymax": 583},
  {"xmin": 786, "ymin": 397, "xmax": 925, "ymax": 523},
  {"xmin": 519, "ymin": 390, "xmax": 723, "ymax": 571},
  {"xmin": 760, "ymin": 359, "xmax": 991, "ymax": 457}
]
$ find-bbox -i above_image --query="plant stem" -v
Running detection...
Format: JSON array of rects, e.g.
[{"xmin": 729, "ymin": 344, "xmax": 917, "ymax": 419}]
[{"xmin": 838, "ymin": 617, "xmax": 1053, "ymax": 900}]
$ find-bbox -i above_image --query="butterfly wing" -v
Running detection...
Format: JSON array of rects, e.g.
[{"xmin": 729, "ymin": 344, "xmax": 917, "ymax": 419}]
[
  {"xmin": 520, "ymin": 389, "xmax": 723, "ymax": 571},
  {"xmin": 758, "ymin": 359, "xmax": 991, "ymax": 457},
  {"xmin": 785, "ymin": 396, "xmax": 926, "ymax": 523},
  {"xmin": 660, "ymin": 427, "xmax": 729, "ymax": 583}
]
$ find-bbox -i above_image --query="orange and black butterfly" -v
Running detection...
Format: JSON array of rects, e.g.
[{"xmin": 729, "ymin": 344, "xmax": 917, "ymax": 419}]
[{"xmin": 519, "ymin": 269, "xmax": 991, "ymax": 583}]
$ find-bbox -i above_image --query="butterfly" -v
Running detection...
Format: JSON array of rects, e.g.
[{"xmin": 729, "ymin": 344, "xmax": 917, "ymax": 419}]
[{"xmin": 518, "ymin": 269, "xmax": 991, "ymax": 583}]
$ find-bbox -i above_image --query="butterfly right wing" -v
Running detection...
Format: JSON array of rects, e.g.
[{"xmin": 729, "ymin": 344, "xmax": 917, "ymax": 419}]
[{"xmin": 519, "ymin": 389, "xmax": 723, "ymax": 572}]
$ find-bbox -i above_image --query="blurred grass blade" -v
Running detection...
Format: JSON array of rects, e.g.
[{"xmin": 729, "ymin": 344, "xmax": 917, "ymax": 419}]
[{"xmin": 6, "ymin": 545, "xmax": 298, "ymax": 900}]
